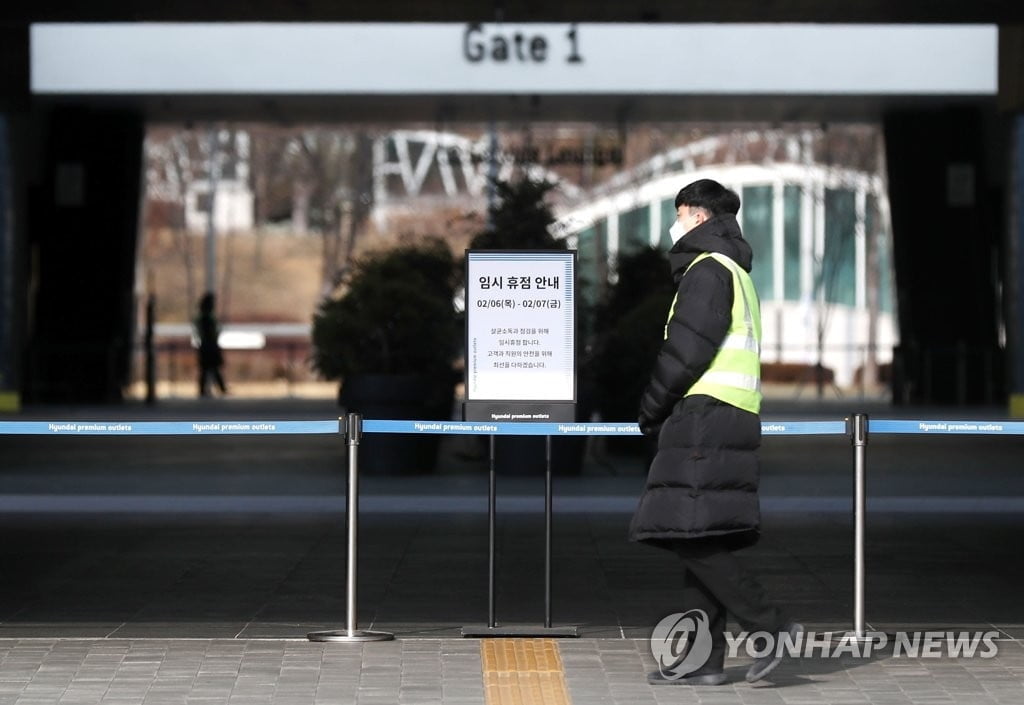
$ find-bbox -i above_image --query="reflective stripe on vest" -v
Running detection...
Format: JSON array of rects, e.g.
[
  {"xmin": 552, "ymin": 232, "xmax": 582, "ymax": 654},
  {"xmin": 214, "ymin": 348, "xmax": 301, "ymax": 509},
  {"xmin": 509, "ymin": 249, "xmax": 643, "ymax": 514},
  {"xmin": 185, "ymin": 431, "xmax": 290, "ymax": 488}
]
[{"xmin": 664, "ymin": 251, "xmax": 763, "ymax": 414}]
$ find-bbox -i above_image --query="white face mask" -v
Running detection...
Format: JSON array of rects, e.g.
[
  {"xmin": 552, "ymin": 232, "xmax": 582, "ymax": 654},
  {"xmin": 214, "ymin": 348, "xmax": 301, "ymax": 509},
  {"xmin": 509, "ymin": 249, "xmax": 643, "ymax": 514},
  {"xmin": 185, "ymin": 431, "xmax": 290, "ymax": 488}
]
[{"xmin": 669, "ymin": 219, "xmax": 687, "ymax": 244}]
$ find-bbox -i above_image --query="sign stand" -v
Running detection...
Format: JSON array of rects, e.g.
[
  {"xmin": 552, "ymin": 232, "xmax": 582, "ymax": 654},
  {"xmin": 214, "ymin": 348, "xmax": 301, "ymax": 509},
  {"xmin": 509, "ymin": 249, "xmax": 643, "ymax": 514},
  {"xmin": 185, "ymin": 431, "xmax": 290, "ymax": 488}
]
[
  {"xmin": 461, "ymin": 434, "xmax": 580, "ymax": 638},
  {"xmin": 461, "ymin": 249, "xmax": 579, "ymax": 637}
]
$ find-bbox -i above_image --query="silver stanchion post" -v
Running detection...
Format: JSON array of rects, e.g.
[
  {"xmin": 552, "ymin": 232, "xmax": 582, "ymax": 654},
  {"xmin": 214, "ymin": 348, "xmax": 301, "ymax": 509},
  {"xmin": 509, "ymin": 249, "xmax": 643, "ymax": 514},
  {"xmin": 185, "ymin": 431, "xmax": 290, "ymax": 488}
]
[
  {"xmin": 309, "ymin": 413, "xmax": 393, "ymax": 643},
  {"xmin": 853, "ymin": 412, "xmax": 867, "ymax": 638},
  {"xmin": 835, "ymin": 413, "xmax": 874, "ymax": 645}
]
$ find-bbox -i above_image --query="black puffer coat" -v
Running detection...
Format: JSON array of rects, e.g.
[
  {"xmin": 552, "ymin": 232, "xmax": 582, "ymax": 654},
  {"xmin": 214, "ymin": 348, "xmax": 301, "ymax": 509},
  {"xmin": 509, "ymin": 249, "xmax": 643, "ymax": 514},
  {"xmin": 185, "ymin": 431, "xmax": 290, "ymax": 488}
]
[{"xmin": 629, "ymin": 214, "xmax": 762, "ymax": 548}]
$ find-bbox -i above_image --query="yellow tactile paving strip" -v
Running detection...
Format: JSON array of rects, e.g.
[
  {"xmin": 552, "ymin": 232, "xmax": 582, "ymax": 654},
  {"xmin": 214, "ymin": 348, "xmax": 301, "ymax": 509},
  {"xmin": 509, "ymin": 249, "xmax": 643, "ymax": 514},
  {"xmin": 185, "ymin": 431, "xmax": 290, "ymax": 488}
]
[{"xmin": 481, "ymin": 639, "xmax": 572, "ymax": 705}]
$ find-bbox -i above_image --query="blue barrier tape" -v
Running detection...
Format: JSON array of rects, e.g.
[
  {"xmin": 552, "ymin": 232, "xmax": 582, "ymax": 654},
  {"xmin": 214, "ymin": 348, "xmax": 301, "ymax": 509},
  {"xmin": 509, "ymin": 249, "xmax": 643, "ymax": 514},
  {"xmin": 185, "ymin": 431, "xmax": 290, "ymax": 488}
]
[
  {"xmin": 363, "ymin": 420, "xmax": 641, "ymax": 436},
  {"xmin": 870, "ymin": 419, "xmax": 1024, "ymax": 435},
  {"xmin": 17, "ymin": 417, "xmax": 1018, "ymax": 437},
  {"xmin": 363, "ymin": 420, "xmax": 848, "ymax": 436},
  {"xmin": 0, "ymin": 419, "xmax": 850, "ymax": 437},
  {"xmin": 0, "ymin": 420, "xmax": 340, "ymax": 436},
  {"xmin": 761, "ymin": 421, "xmax": 847, "ymax": 436}
]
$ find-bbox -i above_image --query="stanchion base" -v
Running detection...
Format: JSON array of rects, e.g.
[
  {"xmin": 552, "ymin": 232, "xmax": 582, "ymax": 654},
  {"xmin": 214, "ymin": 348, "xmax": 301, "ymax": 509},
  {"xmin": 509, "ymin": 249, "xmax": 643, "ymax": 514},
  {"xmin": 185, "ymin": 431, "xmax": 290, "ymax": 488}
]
[
  {"xmin": 307, "ymin": 630, "xmax": 394, "ymax": 642},
  {"xmin": 461, "ymin": 624, "xmax": 580, "ymax": 638}
]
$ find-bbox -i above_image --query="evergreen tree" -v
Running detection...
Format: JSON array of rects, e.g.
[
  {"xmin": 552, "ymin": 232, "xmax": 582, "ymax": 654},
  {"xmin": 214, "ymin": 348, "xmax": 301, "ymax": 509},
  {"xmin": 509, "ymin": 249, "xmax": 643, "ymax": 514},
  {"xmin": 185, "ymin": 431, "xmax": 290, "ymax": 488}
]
[{"xmin": 470, "ymin": 177, "xmax": 565, "ymax": 250}]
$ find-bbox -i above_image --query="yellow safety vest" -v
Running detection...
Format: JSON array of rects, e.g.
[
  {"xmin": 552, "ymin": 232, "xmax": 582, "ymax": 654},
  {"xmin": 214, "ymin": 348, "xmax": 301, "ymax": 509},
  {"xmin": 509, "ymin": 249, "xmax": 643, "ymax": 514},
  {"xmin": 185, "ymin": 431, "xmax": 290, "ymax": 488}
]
[{"xmin": 664, "ymin": 252, "xmax": 762, "ymax": 414}]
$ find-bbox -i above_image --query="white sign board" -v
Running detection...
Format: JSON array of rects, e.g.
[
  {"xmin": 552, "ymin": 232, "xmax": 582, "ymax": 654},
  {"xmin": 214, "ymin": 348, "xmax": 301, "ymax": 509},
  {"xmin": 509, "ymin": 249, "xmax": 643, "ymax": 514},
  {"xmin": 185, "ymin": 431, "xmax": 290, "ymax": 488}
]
[
  {"xmin": 31, "ymin": 23, "xmax": 998, "ymax": 96},
  {"xmin": 465, "ymin": 251, "xmax": 575, "ymax": 421}
]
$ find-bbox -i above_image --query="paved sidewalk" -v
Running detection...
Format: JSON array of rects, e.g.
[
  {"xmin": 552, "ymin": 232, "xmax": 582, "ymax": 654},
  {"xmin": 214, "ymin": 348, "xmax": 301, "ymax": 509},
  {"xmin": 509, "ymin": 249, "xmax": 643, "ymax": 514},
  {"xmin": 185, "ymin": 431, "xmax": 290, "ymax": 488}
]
[
  {"xmin": 1, "ymin": 397, "xmax": 1023, "ymax": 703},
  {"xmin": 1, "ymin": 636, "xmax": 1022, "ymax": 704}
]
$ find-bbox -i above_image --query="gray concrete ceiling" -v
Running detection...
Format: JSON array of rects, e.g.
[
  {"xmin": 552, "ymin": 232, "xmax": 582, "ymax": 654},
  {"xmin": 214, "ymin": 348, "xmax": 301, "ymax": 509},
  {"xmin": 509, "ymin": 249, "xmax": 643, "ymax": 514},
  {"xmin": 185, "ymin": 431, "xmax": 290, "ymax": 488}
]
[
  {"xmin": 2, "ymin": 0, "xmax": 1022, "ymax": 23},
  {"xmin": 117, "ymin": 93, "xmax": 994, "ymax": 126}
]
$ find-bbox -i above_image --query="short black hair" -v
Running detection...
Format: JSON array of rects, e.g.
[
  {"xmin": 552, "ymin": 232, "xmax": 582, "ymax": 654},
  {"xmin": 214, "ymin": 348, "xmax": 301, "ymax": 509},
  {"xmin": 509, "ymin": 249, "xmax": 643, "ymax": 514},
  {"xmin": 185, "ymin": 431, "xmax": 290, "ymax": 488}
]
[{"xmin": 674, "ymin": 179, "xmax": 741, "ymax": 216}]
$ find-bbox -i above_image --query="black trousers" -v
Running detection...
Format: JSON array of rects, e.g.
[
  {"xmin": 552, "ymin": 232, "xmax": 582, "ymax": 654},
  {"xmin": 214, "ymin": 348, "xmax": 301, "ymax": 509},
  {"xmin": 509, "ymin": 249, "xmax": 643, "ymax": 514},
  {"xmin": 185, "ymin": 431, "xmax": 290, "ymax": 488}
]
[
  {"xmin": 198, "ymin": 364, "xmax": 227, "ymax": 396},
  {"xmin": 673, "ymin": 536, "xmax": 786, "ymax": 671}
]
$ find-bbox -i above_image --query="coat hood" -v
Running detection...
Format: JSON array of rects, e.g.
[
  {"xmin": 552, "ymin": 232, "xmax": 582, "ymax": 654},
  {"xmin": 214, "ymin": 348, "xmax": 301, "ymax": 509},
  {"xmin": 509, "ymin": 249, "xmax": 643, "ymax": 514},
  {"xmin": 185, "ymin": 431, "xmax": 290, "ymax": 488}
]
[{"xmin": 668, "ymin": 213, "xmax": 754, "ymax": 281}]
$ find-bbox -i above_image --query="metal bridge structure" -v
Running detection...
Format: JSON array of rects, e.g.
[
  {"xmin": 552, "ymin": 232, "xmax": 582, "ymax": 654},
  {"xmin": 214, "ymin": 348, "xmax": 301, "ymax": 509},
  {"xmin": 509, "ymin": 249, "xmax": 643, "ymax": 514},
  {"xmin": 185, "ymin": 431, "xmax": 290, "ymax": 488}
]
[{"xmin": 372, "ymin": 129, "xmax": 582, "ymax": 209}]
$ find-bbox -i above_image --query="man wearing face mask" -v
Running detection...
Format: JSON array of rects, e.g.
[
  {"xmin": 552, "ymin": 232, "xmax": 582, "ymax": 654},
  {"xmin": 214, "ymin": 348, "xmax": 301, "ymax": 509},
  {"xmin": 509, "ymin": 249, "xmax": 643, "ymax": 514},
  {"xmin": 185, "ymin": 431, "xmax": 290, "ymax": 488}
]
[{"xmin": 630, "ymin": 179, "xmax": 801, "ymax": 686}]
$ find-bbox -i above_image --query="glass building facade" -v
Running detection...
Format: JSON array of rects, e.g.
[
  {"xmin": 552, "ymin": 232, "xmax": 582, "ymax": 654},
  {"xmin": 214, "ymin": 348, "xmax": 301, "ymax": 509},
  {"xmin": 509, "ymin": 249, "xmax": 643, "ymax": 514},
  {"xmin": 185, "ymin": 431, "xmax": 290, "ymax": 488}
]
[{"xmin": 557, "ymin": 157, "xmax": 898, "ymax": 388}]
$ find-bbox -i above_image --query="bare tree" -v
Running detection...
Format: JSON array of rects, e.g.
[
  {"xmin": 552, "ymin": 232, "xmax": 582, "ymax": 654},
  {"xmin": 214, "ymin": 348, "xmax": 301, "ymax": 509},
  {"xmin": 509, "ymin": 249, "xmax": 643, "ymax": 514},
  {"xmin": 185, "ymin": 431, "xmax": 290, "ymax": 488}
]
[
  {"xmin": 144, "ymin": 129, "xmax": 200, "ymax": 318},
  {"xmin": 148, "ymin": 124, "xmax": 379, "ymax": 311},
  {"xmin": 248, "ymin": 126, "xmax": 375, "ymax": 295},
  {"xmin": 168, "ymin": 134, "xmax": 198, "ymax": 314}
]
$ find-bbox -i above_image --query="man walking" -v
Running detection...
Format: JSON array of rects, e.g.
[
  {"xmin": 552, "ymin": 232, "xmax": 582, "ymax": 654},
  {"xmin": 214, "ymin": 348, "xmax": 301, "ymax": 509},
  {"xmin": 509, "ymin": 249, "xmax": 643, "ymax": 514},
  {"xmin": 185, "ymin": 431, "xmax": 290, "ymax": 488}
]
[
  {"xmin": 194, "ymin": 292, "xmax": 228, "ymax": 398},
  {"xmin": 630, "ymin": 179, "xmax": 801, "ymax": 685}
]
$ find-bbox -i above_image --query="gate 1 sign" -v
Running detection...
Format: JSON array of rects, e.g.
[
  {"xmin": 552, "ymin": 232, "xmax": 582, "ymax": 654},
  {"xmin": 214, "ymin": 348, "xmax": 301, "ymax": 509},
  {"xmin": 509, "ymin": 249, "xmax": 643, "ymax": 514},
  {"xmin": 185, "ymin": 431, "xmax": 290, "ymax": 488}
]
[{"xmin": 464, "ymin": 250, "xmax": 576, "ymax": 422}]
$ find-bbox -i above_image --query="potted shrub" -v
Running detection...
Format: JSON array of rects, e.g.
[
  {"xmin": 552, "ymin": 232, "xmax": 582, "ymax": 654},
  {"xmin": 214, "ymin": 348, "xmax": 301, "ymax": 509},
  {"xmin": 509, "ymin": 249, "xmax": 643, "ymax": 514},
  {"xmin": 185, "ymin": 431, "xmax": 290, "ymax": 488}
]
[{"xmin": 312, "ymin": 237, "xmax": 459, "ymax": 473}]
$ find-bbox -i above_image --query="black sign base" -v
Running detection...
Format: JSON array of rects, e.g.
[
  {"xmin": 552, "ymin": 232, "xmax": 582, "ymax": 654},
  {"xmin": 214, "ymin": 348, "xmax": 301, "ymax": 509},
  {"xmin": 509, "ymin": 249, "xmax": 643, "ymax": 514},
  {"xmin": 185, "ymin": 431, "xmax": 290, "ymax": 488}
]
[
  {"xmin": 463, "ymin": 401, "xmax": 576, "ymax": 422},
  {"xmin": 461, "ymin": 624, "xmax": 580, "ymax": 638}
]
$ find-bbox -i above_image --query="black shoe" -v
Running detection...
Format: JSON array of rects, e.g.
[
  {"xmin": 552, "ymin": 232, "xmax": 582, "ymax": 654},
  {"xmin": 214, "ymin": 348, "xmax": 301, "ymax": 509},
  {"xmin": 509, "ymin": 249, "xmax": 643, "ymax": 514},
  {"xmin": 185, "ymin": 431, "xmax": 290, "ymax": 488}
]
[
  {"xmin": 647, "ymin": 669, "xmax": 727, "ymax": 686},
  {"xmin": 745, "ymin": 622, "xmax": 803, "ymax": 683}
]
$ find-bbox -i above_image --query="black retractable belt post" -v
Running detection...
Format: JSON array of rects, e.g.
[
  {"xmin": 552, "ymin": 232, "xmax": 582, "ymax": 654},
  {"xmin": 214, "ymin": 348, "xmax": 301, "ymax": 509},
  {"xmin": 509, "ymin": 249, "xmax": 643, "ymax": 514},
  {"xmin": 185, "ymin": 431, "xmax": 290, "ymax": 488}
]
[{"xmin": 308, "ymin": 413, "xmax": 393, "ymax": 643}]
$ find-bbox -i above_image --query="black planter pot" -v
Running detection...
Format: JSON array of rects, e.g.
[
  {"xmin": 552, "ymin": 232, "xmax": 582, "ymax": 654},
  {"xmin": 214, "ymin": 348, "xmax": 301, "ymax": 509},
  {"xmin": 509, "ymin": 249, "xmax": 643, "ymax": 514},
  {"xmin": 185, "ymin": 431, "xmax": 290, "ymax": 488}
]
[{"xmin": 339, "ymin": 373, "xmax": 453, "ymax": 475}]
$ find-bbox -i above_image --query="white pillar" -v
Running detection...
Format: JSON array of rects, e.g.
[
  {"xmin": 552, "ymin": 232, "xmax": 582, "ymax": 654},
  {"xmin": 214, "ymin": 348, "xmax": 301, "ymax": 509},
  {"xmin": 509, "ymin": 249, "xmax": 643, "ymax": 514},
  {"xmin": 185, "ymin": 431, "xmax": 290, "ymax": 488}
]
[{"xmin": 649, "ymin": 199, "xmax": 661, "ymax": 247}]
